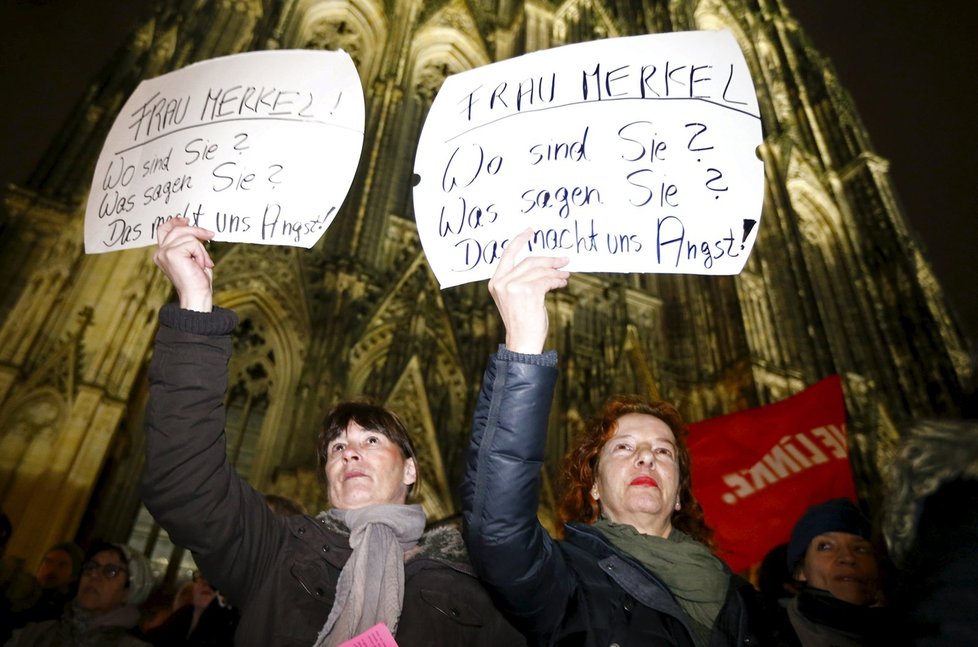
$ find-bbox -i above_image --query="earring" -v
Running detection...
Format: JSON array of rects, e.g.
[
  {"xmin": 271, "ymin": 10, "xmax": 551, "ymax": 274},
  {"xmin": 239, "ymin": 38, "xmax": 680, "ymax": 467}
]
[
  {"xmin": 674, "ymin": 501, "xmax": 681, "ymax": 511},
  {"xmin": 590, "ymin": 485, "xmax": 599, "ymax": 500}
]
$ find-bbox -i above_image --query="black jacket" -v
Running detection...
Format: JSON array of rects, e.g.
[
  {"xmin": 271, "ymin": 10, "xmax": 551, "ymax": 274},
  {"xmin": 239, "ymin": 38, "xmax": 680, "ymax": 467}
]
[
  {"xmin": 767, "ymin": 587, "xmax": 899, "ymax": 647},
  {"xmin": 141, "ymin": 305, "xmax": 525, "ymax": 647},
  {"xmin": 894, "ymin": 478, "xmax": 978, "ymax": 645},
  {"xmin": 461, "ymin": 348, "xmax": 760, "ymax": 646}
]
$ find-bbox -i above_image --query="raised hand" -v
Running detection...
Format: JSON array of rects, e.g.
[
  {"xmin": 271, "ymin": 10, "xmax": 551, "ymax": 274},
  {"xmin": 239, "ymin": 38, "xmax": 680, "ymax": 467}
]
[
  {"xmin": 153, "ymin": 217, "xmax": 216, "ymax": 312},
  {"xmin": 488, "ymin": 228, "xmax": 570, "ymax": 354}
]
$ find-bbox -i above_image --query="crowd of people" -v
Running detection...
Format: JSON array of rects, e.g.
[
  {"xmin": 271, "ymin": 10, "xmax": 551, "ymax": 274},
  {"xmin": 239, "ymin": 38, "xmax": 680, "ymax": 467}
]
[
  {"xmin": 0, "ymin": 220, "xmax": 975, "ymax": 646},
  {"xmin": 0, "ymin": 538, "xmax": 237, "ymax": 647}
]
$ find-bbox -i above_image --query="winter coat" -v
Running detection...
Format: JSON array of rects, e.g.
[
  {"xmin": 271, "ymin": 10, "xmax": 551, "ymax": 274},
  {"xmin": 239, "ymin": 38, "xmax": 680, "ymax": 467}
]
[
  {"xmin": 141, "ymin": 305, "xmax": 526, "ymax": 647},
  {"xmin": 461, "ymin": 348, "xmax": 762, "ymax": 647},
  {"xmin": 882, "ymin": 418, "xmax": 978, "ymax": 645},
  {"xmin": 766, "ymin": 586, "xmax": 900, "ymax": 647},
  {"xmin": 1, "ymin": 572, "xmax": 72, "ymax": 645},
  {"xmin": 5, "ymin": 603, "xmax": 148, "ymax": 647}
]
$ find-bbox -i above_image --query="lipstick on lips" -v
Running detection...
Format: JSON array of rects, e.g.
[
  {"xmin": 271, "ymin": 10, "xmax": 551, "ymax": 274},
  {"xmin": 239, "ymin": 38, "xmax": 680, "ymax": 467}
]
[{"xmin": 630, "ymin": 476, "xmax": 658, "ymax": 487}]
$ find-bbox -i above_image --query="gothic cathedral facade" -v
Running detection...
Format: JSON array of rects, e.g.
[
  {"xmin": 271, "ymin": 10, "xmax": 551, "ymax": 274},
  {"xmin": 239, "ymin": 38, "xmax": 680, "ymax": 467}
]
[{"xmin": 0, "ymin": 0, "xmax": 970, "ymax": 572}]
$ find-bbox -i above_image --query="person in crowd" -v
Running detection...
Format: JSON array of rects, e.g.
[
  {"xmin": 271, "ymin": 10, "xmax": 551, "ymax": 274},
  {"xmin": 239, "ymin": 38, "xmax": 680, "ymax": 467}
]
[
  {"xmin": 773, "ymin": 498, "xmax": 892, "ymax": 646},
  {"xmin": 883, "ymin": 419, "xmax": 978, "ymax": 645},
  {"xmin": 144, "ymin": 571, "xmax": 238, "ymax": 647},
  {"xmin": 461, "ymin": 229, "xmax": 762, "ymax": 645},
  {"xmin": 32, "ymin": 543, "xmax": 83, "ymax": 597},
  {"xmin": 756, "ymin": 542, "xmax": 800, "ymax": 644},
  {"xmin": 17, "ymin": 543, "xmax": 84, "ymax": 626},
  {"xmin": 0, "ymin": 542, "xmax": 85, "ymax": 642},
  {"xmin": 141, "ymin": 218, "xmax": 525, "ymax": 647},
  {"xmin": 6, "ymin": 542, "xmax": 154, "ymax": 646}
]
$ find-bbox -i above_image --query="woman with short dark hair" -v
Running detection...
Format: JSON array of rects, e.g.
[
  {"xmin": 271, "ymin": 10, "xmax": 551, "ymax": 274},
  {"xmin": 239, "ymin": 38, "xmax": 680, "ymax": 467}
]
[{"xmin": 142, "ymin": 218, "xmax": 523, "ymax": 647}]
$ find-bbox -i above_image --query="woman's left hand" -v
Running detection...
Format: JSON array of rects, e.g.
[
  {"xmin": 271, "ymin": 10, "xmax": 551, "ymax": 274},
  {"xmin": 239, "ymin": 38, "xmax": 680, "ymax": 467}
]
[
  {"xmin": 488, "ymin": 228, "xmax": 570, "ymax": 354},
  {"xmin": 153, "ymin": 216, "xmax": 216, "ymax": 312}
]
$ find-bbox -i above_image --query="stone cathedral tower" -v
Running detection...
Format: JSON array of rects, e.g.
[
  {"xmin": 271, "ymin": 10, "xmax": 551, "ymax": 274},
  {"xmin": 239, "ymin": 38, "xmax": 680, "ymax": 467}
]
[{"xmin": 0, "ymin": 0, "xmax": 970, "ymax": 574}]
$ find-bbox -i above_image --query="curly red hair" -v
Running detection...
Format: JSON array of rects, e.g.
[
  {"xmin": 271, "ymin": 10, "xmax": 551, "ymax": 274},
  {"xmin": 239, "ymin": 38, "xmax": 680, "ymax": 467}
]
[{"xmin": 558, "ymin": 395, "xmax": 714, "ymax": 546}]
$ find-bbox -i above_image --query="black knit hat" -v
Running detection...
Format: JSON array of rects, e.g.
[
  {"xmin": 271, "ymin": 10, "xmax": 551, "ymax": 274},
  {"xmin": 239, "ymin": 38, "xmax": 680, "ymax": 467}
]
[{"xmin": 787, "ymin": 498, "xmax": 871, "ymax": 571}]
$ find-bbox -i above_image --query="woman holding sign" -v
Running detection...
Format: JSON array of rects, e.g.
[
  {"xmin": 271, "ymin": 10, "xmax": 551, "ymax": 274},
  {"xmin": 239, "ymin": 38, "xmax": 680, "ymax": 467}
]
[
  {"xmin": 142, "ymin": 218, "xmax": 524, "ymax": 647},
  {"xmin": 461, "ymin": 229, "xmax": 762, "ymax": 646}
]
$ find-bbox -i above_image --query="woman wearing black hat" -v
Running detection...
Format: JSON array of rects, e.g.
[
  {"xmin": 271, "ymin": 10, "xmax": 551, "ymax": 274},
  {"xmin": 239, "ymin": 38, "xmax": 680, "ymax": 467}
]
[{"xmin": 773, "ymin": 498, "xmax": 895, "ymax": 647}]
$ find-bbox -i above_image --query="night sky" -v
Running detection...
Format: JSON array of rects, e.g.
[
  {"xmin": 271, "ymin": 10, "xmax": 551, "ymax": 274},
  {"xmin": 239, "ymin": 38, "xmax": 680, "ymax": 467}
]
[{"xmin": 1, "ymin": 1, "xmax": 974, "ymax": 347}]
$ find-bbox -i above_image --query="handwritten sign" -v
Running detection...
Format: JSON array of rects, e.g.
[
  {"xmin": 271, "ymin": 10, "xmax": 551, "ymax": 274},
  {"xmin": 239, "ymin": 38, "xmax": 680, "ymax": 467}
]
[
  {"xmin": 84, "ymin": 50, "xmax": 364, "ymax": 253},
  {"xmin": 412, "ymin": 30, "xmax": 764, "ymax": 288}
]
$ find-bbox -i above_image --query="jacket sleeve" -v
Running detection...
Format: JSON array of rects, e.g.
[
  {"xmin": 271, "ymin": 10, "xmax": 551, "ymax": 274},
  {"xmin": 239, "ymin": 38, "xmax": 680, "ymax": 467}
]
[
  {"xmin": 460, "ymin": 346, "xmax": 575, "ymax": 636},
  {"xmin": 140, "ymin": 304, "xmax": 286, "ymax": 607}
]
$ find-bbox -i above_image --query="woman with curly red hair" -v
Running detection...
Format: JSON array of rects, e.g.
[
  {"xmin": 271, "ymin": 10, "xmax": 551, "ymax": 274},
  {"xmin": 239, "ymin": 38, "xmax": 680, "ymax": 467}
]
[
  {"xmin": 461, "ymin": 229, "xmax": 762, "ymax": 646},
  {"xmin": 558, "ymin": 395, "xmax": 714, "ymax": 546}
]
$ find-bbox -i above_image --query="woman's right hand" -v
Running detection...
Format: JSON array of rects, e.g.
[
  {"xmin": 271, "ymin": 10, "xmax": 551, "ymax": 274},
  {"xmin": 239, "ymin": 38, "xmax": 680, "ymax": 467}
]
[
  {"xmin": 153, "ymin": 217, "xmax": 216, "ymax": 312},
  {"xmin": 488, "ymin": 228, "xmax": 570, "ymax": 354}
]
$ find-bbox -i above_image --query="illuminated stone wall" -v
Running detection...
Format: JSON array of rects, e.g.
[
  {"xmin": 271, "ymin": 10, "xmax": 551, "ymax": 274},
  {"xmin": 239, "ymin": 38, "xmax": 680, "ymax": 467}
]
[{"xmin": 0, "ymin": 0, "xmax": 968, "ymax": 571}]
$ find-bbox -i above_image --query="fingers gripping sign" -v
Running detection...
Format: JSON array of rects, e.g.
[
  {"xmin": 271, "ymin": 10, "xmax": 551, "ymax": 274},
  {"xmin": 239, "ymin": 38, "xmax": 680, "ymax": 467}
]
[
  {"xmin": 153, "ymin": 217, "xmax": 217, "ymax": 312},
  {"xmin": 489, "ymin": 228, "xmax": 570, "ymax": 355}
]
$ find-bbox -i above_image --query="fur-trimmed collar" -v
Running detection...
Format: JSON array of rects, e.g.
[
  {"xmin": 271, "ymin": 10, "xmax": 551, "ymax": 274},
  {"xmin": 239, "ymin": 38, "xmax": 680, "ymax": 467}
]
[{"xmin": 315, "ymin": 510, "xmax": 471, "ymax": 565}]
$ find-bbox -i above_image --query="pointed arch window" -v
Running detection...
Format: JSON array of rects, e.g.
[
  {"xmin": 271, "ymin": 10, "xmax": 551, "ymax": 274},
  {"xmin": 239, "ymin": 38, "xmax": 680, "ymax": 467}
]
[
  {"xmin": 225, "ymin": 361, "xmax": 270, "ymax": 478},
  {"xmin": 225, "ymin": 316, "xmax": 274, "ymax": 479}
]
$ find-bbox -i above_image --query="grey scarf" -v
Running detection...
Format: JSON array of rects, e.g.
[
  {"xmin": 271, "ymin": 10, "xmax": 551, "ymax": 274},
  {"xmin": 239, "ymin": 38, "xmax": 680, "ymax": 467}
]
[{"xmin": 313, "ymin": 504, "xmax": 426, "ymax": 647}]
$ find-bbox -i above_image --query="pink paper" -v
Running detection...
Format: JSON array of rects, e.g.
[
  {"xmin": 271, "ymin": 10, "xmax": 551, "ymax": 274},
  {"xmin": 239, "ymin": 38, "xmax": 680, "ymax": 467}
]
[{"xmin": 338, "ymin": 623, "xmax": 398, "ymax": 647}]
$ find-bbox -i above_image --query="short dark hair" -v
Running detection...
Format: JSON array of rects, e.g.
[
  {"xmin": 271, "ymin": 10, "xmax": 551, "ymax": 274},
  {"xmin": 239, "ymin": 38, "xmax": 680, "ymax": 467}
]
[
  {"xmin": 316, "ymin": 400, "xmax": 420, "ymax": 497},
  {"xmin": 86, "ymin": 541, "xmax": 127, "ymax": 564}
]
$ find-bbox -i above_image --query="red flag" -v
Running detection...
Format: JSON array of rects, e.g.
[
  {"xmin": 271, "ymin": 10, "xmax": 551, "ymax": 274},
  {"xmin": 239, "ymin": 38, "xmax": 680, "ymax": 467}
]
[{"xmin": 688, "ymin": 375, "xmax": 856, "ymax": 572}]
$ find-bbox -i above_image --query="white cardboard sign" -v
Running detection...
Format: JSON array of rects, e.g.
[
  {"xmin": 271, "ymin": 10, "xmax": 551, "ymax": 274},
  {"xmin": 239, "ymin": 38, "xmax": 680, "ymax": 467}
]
[
  {"xmin": 412, "ymin": 30, "xmax": 764, "ymax": 288},
  {"xmin": 84, "ymin": 49, "xmax": 364, "ymax": 253}
]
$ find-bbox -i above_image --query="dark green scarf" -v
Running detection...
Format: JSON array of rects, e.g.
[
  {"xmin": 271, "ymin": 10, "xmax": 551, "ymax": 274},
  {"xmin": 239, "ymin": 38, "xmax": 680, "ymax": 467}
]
[{"xmin": 593, "ymin": 518, "xmax": 729, "ymax": 645}]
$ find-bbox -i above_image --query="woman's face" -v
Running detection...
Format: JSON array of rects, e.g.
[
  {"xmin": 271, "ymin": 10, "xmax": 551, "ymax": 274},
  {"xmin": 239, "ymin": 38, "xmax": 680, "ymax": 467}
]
[
  {"xmin": 591, "ymin": 413, "xmax": 680, "ymax": 537},
  {"xmin": 798, "ymin": 532, "xmax": 880, "ymax": 605},
  {"xmin": 324, "ymin": 422, "xmax": 417, "ymax": 509},
  {"xmin": 76, "ymin": 550, "xmax": 130, "ymax": 615}
]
